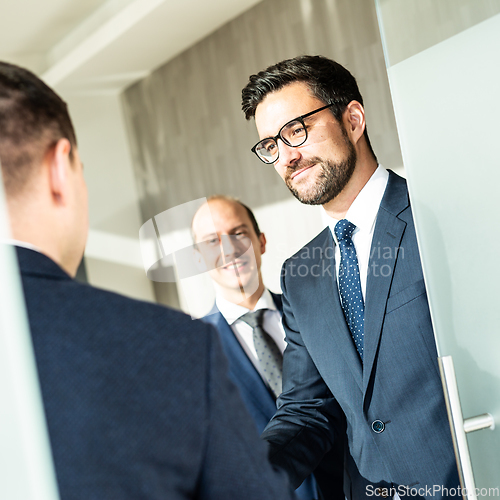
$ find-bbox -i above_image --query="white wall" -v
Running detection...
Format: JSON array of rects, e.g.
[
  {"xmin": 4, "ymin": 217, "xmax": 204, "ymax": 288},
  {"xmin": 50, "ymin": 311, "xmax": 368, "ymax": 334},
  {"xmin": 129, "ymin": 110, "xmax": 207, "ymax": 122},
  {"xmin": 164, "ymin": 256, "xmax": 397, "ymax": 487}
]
[{"xmin": 64, "ymin": 91, "xmax": 155, "ymax": 302}]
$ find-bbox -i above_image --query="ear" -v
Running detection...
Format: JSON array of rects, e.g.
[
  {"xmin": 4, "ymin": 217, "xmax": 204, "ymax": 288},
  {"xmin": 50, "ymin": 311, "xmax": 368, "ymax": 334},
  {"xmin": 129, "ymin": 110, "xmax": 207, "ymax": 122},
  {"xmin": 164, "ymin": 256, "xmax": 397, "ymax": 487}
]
[
  {"xmin": 47, "ymin": 138, "xmax": 72, "ymax": 206},
  {"xmin": 343, "ymin": 101, "xmax": 366, "ymax": 145},
  {"xmin": 259, "ymin": 233, "xmax": 267, "ymax": 255}
]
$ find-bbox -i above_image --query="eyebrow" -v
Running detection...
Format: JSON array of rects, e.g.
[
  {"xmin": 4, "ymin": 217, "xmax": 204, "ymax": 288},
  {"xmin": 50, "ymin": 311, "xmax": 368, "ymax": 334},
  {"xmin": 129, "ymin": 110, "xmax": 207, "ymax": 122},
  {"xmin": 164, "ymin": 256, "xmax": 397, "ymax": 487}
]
[
  {"xmin": 195, "ymin": 231, "xmax": 218, "ymax": 243},
  {"xmin": 260, "ymin": 103, "xmax": 334, "ymax": 141},
  {"xmin": 196, "ymin": 224, "xmax": 249, "ymax": 242},
  {"xmin": 228, "ymin": 224, "xmax": 249, "ymax": 234}
]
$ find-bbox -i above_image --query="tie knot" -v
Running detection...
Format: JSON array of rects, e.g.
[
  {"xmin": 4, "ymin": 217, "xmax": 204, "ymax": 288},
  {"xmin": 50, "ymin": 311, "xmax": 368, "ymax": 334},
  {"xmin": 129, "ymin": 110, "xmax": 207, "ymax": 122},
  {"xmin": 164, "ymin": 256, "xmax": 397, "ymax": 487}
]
[
  {"xmin": 239, "ymin": 309, "xmax": 265, "ymax": 329},
  {"xmin": 334, "ymin": 219, "xmax": 356, "ymax": 242}
]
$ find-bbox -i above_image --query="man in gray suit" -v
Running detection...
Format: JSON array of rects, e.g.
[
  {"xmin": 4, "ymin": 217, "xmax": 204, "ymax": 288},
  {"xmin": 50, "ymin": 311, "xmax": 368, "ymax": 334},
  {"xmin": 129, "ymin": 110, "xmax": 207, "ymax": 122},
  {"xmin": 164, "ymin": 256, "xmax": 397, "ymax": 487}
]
[
  {"xmin": 0, "ymin": 60, "xmax": 294, "ymax": 500},
  {"xmin": 241, "ymin": 56, "xmax": 460, "ymax": 498}
]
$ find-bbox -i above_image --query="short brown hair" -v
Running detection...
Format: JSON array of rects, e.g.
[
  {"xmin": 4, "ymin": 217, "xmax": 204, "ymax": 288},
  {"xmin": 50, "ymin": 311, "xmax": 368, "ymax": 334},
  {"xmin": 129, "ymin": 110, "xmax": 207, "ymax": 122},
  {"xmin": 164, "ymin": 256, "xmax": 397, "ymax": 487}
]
[
  {"xmin": 242, "ymin": 55, "xmax": 376, "ymax": 161},
  {"xmin": 0, "ymin": 62, "xmax": 77, "ymax": 195}
]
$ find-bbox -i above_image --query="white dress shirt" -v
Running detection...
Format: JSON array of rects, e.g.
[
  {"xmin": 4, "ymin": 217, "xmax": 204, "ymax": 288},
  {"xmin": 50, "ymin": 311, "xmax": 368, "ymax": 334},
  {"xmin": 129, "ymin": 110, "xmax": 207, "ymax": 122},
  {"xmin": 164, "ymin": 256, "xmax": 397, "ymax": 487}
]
[
  {"xmin": 215, "ymin": 289, "xmax": 286, "ymax": 384},
  {"xmin": 327, "ymin": 166, "xmax": 401, "ymax": 500},
  {"xmin": 327, "ymin": 165, "xmax": 389, "ymax": 299}
]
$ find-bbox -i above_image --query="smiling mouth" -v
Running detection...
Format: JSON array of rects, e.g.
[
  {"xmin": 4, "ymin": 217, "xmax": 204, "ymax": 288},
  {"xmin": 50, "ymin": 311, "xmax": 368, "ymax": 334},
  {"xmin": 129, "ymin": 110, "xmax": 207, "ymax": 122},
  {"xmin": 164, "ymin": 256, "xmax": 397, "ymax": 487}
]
[
  {"xmin": 221, "ymin": 259, "xmax": 247, "ymax": 271},
  {"xmin": 291, "ymin": 163, "xmax": 316, "ymax": 179}
]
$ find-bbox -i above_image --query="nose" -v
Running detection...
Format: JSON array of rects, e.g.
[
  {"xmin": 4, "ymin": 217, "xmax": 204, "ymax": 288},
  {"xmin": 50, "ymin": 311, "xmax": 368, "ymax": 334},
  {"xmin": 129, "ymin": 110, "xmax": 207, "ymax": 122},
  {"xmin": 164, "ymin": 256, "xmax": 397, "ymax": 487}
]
[
  {"xmin": 276, "ymin": 139, "xmax": 301, "ymax": 168},
  {"xmin": 220, "ymin": 236, "xmax": 239, "ymax": 264}
]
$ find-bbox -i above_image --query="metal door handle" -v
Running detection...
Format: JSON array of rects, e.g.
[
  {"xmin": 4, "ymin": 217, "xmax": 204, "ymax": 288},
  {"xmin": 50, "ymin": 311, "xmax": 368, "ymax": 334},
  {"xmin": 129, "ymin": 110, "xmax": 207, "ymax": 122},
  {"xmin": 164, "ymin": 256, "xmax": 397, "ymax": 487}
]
[
  {"xmin": 464, "ymin": 413, "xmax": 494, "ymax": 434},
  {"xmin": 438, "ymin": 355, "xmax": 495, "ymax": 500}
]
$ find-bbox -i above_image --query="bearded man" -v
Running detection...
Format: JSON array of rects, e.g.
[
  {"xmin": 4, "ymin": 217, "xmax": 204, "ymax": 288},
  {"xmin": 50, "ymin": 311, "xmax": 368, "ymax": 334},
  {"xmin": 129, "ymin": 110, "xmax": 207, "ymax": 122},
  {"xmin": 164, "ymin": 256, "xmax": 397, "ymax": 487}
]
[{"xmin": 241, "ymin": 55, "xmax": 459, "ymax": 499}]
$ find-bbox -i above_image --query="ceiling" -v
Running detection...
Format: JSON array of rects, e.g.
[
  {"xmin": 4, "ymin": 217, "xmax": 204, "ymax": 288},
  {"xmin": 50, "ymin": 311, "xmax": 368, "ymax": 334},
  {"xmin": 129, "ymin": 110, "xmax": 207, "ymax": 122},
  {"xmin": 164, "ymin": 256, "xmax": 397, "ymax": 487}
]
[
  {"xmin": 0, "ymin": 0, "xmax": 263, "ymax": 94},
  {"xmin": 1, "ymin": 0, "xmax": 266, "ymax": 281}
]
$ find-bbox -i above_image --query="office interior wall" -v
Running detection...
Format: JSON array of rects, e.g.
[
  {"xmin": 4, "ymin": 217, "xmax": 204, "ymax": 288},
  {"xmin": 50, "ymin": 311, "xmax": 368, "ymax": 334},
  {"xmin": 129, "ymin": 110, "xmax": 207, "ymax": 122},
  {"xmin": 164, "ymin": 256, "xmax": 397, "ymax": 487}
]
[
  {"xmin": 67, "ymin": 92, "xmax": 155, "ymax": 302},
  {"xmin": 68, "ymin": 93, "xmax": 142, "ymax": 239},
  {"xmin": 122, "ymin": 0, "xmax": 403, "ymax": 310},
  {"xmin": 85, "ymin": 256, "xmax": 155, "ymax": 302}
]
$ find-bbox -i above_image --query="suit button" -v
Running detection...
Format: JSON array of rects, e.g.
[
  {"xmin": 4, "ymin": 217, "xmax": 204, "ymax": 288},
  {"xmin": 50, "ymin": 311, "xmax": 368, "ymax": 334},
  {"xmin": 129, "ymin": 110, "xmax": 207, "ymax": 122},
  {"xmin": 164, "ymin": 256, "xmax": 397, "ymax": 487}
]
[
  {"xmin": 372, "ymin": 420, "xmax": 385, "ymax": 433},
  {"xmin": 375, "ymin": 488, "xmax": 389, "ymax": 498}
]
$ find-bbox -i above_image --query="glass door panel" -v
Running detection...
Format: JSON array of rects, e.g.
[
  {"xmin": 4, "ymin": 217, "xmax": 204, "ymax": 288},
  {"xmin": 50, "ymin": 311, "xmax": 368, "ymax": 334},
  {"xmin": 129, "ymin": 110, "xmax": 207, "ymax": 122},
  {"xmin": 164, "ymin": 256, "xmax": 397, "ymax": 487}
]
[
  {"xmin": 0, "ymin": 172, "xmax": 59, "ymax": 499},
  {"xmin": 375, "ymin": 0, "xmax": 500, "ymax": 494}
]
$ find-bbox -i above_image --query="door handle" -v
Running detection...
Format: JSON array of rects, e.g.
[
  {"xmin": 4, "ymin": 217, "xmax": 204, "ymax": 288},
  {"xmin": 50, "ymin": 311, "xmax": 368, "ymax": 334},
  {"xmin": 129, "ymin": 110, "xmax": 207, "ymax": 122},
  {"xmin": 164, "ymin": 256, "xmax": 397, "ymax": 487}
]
[
  {"xmin": 438, "ymin": 355, "xmax": 495, "ymax": 500},
  {"xmin": 463, "ymin": 413, "xmax": 494, "ymax": 434}
]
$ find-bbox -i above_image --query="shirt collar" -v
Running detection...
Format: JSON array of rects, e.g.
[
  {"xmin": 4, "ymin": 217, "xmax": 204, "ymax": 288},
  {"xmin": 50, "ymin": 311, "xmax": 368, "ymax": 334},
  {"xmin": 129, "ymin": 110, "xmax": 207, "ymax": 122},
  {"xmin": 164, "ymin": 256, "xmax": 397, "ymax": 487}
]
[
  {"xmin": 328, "ymin": 165, "xmax": 389, "ymax": 243},
  {"xmin": 1, "ymin": 238, "xmax": 42, "ymax": 253},
  {"xmin": 216, "ymin": 288, "xmax": 276, "ymax": 325}
]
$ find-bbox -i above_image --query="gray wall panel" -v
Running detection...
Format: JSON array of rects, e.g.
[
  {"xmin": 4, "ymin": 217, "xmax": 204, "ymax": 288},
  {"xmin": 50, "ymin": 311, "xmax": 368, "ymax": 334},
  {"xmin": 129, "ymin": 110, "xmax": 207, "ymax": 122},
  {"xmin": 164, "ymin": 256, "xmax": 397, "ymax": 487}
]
[{"xmin": 122, "ymin": 0, "xmax": 403, "ymax": 223}]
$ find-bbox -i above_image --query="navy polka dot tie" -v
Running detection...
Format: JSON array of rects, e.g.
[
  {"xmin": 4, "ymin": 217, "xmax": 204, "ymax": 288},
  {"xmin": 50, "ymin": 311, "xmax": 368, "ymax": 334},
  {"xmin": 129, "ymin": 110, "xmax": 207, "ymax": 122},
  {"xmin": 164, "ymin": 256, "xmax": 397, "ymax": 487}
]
[
  {"xmin": 239, "ymin": 309, "xmax": 283, "ymax": 397},
  {"xmin": 334, "ymin": 219, "xmax": 364, "ymax": 361}
]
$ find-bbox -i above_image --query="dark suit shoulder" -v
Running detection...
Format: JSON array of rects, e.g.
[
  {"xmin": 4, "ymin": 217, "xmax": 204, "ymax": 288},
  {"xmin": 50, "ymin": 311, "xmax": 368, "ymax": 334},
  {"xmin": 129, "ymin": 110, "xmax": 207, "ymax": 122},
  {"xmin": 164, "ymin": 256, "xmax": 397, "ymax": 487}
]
[
  {"xmin": 19, "ymin": 250, "xmax": 216, "ymax": 414},
  {"xmin": 285, "ymin": 227, "xmax": 330, "ymax": 264},
  {"xmin": 22, "ymin": 260, "xmax": 207, "ymax": 340},
  {"xmin": 379, "ymin": 169, "xmax": 410, "ymax": 218}
]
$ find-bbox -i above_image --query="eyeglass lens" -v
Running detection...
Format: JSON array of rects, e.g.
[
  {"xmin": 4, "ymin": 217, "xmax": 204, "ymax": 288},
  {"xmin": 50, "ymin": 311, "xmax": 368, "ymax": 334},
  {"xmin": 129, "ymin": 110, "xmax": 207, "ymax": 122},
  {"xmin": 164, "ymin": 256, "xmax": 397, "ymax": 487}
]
[{"xmin": 255, "ymin": 119, "xmax": 307, "ymax": 163}]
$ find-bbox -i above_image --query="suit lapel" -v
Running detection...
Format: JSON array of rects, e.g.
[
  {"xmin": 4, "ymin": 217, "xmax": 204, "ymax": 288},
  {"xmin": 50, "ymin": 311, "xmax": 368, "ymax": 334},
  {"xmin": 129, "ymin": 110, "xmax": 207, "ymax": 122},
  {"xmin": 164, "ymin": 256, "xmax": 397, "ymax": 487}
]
[
  {"xmin": 310, "ymin": 229, "xmax": 363, "ymax": 391},
  {"xmin": 362, "ymin": 172, "xmax": 409, "ymax": 397},
  {"xmin": 270, "ymin": 292, "xmax": 283, "ymax": 314},
  {"xmin": 209, "ymin": 311, "xmax": 276, "ymax": 406}
]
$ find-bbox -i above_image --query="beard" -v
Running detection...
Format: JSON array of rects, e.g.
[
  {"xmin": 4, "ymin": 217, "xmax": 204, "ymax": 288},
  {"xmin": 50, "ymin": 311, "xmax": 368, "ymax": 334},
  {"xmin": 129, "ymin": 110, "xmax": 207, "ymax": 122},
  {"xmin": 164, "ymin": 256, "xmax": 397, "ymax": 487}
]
[{"xmin": 284, "ymin": 135, "xmax": 357, "ymax": 206}]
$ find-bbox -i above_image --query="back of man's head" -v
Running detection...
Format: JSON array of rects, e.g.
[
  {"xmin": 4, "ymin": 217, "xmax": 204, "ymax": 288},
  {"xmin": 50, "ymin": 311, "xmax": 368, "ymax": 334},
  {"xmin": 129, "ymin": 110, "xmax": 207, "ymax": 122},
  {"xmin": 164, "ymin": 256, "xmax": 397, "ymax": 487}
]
[{"xmin": 0, "ymin": 62, "xmax": 77, "ymax": 197}]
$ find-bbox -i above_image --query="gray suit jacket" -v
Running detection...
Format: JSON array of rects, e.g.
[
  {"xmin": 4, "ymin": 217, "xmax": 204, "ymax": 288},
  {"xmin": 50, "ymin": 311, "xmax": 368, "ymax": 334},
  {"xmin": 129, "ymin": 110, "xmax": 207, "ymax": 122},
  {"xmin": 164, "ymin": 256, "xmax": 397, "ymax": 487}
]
[{"xmin": 262, "ymin": 171, "xmax": 459, "ymax": 499}]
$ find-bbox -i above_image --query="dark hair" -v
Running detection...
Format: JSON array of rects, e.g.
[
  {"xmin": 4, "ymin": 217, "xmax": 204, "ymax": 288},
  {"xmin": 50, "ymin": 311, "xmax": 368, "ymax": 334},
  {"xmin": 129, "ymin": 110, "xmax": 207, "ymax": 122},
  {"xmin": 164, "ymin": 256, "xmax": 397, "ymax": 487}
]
[
  {"xmin": 241, "ymin": 55, "xmax": 376, "ymax": 160},
  {"xmin": 0, "ymin": 61, "xmax": 77, "ymax": 195}
]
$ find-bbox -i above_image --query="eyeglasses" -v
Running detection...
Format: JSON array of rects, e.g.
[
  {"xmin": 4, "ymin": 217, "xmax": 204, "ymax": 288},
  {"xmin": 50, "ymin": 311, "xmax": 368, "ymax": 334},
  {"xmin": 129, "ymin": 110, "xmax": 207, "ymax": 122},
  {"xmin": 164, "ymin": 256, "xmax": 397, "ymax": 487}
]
[{"xmin": 251, "ymin": 103, "xmax": 334, "ymax": 164}]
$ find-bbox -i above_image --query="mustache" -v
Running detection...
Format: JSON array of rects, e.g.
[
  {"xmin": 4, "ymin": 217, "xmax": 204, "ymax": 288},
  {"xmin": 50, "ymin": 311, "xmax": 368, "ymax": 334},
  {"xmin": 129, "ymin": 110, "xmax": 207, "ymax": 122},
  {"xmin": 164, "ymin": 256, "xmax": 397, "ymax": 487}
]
[{"xmin": 286, "ymin": 157, "xmax": 323, "ymax": 175}]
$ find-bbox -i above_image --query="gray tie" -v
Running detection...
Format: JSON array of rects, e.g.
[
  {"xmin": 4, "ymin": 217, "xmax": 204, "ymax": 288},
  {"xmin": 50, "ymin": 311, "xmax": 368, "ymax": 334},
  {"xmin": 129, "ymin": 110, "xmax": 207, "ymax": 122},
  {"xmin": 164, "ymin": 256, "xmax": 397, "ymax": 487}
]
[{"xmin": 239, "ymin": 309, "xmax": 283, "ymax": 398}]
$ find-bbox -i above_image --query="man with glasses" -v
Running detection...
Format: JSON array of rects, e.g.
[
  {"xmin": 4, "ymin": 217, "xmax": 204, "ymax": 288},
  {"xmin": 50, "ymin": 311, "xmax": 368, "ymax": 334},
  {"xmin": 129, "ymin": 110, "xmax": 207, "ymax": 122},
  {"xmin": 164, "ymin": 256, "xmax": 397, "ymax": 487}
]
[
  {"xmin": 241, "ymin": 56, "xmax": 459, "ymax": 499},
  {"xmin": 0, "ymin": 60, "xmax": 296, "ymax": 500}
]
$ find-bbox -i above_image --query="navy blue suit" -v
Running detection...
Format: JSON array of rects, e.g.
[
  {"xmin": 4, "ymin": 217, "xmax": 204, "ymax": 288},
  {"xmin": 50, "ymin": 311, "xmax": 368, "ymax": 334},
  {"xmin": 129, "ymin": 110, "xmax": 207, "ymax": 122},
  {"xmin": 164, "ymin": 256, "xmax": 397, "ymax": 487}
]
[
  {"xmin": 202, "ymin": 294, "xmax": 283, "ymax": 433},
  {"xmin": 202, "ymin": 294, "xmax": 344, "ymax": 500},
  {"xmin": 262, "ymin": 171, "xmax": 460, "ymax": 499},
  {"xmin": 17, "ymin": 247, "xmax": 294, "ymax": 500}
]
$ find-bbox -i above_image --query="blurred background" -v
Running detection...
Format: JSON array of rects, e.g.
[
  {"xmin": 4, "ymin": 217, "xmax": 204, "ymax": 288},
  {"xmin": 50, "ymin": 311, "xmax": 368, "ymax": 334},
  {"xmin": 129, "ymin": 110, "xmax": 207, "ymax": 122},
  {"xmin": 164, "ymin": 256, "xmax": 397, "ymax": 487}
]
[{"xmin": 0, "ymin": 0, "xmax": 404, "ymax": 313}]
